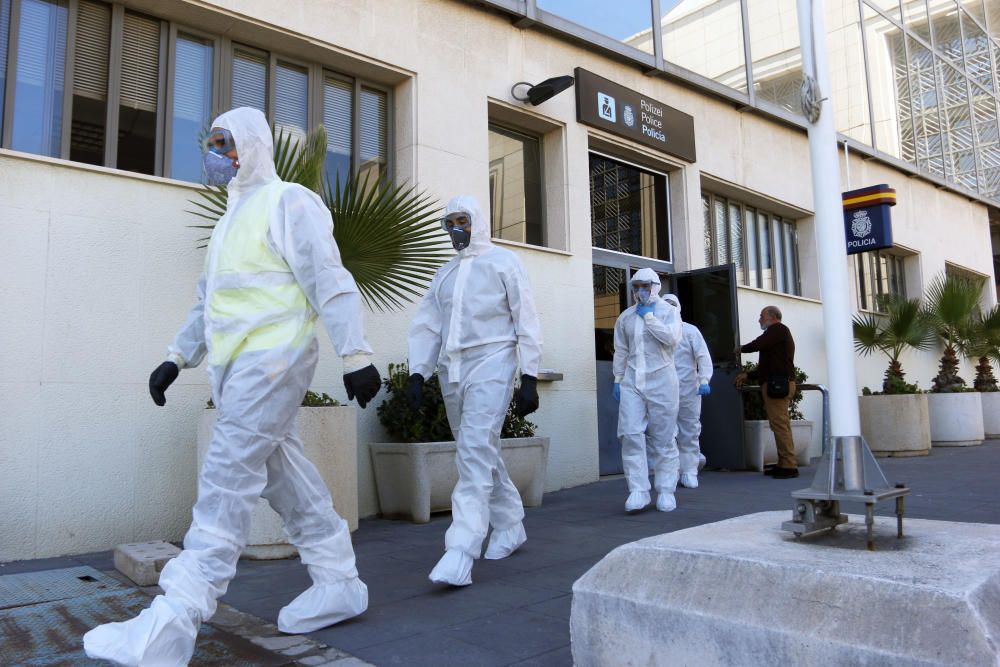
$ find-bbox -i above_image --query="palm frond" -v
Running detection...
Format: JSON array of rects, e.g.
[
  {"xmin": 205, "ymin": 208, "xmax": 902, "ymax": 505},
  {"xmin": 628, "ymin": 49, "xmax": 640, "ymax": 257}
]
[
  {"xmin": 324, "ymin": 168, "xmax": 450, "ymax": 312},
  {"xmin": 923, "ymin": 273, "xmax": 984, "ymax": 353},
  {"xmin": 852, "ymin": 311, "xmax": 885, "ymax": 356},
  {"xmin": 187, "ymin": 124, "xmax": 448, "ymax": 311}
]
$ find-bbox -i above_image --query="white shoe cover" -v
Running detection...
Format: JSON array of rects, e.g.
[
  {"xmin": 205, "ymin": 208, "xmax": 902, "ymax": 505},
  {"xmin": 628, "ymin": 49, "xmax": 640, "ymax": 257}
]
[
  {"xmin": 679, "ymin": 473, "xmax": 699, "ymax": 489},
  {"xmin": 484, "ymin": 522, "xmax": 527, "ymax": 560},
  {"xmin": 277, "ymin": 577, "xmax": 368, "ymax": 634},
  {"xmin": 83, "ymin": 595, "xmax": 198, "ymax": 667},
  {"xmin": 656, "ymin": 492, "xmax": 677, "ymax": 512},
  {"xmin": 698, "ymin": 454, "xmax": 707, "ymax": 471},
  {"xmin": 429, "ymin": 549, "xmax": 473, "ymax": 586},
  {"xmin": 625, "ymin": 490, "xmax": 651, "ymax": 513}
]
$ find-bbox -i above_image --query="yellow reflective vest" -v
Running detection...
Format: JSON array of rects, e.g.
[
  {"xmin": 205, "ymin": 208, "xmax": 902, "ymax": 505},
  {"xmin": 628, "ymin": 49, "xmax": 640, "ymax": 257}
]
[{"xmin": 204, "ymin": 181, "xmax": 316, "ymax": 366}]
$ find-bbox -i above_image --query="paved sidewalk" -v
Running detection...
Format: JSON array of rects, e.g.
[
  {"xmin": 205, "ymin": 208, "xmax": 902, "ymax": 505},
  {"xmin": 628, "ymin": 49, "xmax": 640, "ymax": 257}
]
[{"xmin": 2, "ymin": 442, "xmax": 997, "ymax": 666}]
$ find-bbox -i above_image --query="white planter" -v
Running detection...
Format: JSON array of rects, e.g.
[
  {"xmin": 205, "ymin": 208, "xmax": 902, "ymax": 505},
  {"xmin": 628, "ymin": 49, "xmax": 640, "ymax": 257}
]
[
  {"xmin": 369, "ymin": 437, "xmax": 550, "ymax": 523},
  {"xmin": 743, "ymin": 420, "xmax": 814, "ymax": 472},
  {"xmin": 981, "ymin": 392, "xmax": 1000, "ymax": 439},
  {"xmin": 197, "ymin": 406, "xmax": 358, "ymax": 560},
  {"xmin": 859, "ymin": 394, "xmax": 931, "ymax": 457},
  {"xmin": 927, "ymin": 392, "xmax": 985, "ymax": 447}
]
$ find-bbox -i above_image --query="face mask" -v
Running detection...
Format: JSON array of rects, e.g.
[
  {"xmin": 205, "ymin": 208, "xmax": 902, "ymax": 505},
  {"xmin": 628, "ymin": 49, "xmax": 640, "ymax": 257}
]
[
  {"xmin": 449, "ymin": 227, "xmax": 472, "ymax": 252},
  {"xmin": 442, "ymin": 213, "xmax": 473, "ymax": 252},
  {"xmin": 204, "ymin": 151, "xmax": 238, "ymax": 186},
  {"xmin": 634, "ymin": 287, "xmax": 651, "ymax": 305}
]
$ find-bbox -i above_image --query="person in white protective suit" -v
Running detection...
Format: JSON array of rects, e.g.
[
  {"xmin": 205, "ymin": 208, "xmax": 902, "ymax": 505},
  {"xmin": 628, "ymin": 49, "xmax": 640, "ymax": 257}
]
[
  {"xmin": 662, "ymin": 294, "xmax": 713, "ymax": 489},
  {"xmin": 406, "ymin": 195, "xmax": 543, "ymax": 587},
  {"xmin": 612, "ymin": 268, "xmax": 683, "ymax": 513},
  {"xmin": 83, "ymin": 107, "xmax": 382, "ymax": 666}
]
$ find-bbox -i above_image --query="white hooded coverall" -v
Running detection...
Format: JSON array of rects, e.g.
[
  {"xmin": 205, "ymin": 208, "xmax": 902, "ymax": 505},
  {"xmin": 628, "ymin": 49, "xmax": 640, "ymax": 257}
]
[
  {"xmin": 673, "ymin": 318, "xmax": 713, "ymax": 475},
  {"xmin": 407, "ymin": 195, "xmax": 542, "ymax": 561},
  {"xmin": 84, "ymin": 107, "xmax": 371, "ymax": 666},
  {"xmin": 613, "ymin": 269, "xmax": 683, "ymax": 494}
]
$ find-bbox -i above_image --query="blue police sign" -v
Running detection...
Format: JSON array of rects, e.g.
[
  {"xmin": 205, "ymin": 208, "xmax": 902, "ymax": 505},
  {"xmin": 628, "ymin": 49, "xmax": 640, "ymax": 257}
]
[{"xmin": 842, "ymin": 185, "xmax": 895, "ymax": 255}]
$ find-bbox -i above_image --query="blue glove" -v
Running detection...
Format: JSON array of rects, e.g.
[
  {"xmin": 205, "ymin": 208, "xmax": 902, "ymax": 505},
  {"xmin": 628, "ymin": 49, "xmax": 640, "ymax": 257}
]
[
  {"xmin": 636, "ymin": 304, "xmax": 654, "ymax": 317},
  {"xmin": 613, "ymin": 383, "xmax": 621, "ymax": 402},
  {"xmin": 698, "ymin": 383, "xmax": 711, "ymax": 396}
]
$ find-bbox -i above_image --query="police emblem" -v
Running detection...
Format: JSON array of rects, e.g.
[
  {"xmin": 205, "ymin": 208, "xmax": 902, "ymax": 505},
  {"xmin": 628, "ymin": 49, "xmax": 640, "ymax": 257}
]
[
  {"xmin": 851, "ymin": 210, "xmax": 872, "ymax": 238},
  {"xmin": 623, "ymin": 104, "xmax": 635, "ymax": 128}
]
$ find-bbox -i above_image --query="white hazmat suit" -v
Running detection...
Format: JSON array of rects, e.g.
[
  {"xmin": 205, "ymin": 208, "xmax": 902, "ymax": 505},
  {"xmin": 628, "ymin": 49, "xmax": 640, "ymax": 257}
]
[
  {"xmin": 663, "ymin": 295, "xmax": 713, "ymax": 487},
  {"xmin": 614, "ymin": 269, "xmax": 683, "ymax": 512},
  {"xmin": 407, "ymin": 195, "xmax": 542, "ymax": 586},
  {"xmin": 84, "ymin": 108, "xmax": 373, "ymax": 666}
]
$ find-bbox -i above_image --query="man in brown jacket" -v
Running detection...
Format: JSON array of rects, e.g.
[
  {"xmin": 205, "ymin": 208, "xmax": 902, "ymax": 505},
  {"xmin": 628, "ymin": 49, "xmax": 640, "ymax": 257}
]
[{"xmin": 734, "ymin": 306, "xmax": 798, "ymax": 478}]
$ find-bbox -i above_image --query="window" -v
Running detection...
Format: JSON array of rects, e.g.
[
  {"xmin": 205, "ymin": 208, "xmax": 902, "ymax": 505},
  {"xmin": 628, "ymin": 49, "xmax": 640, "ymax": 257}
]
[
  {"xmin": 70, "ymin": 0, "xmax": 110, "ymax": 165},
  {"xmin": 9, "ymin": 0, "xmax": 68, "ymax": 156},
  {"xmin": 702, "ymin": 191, "xmax": 800, "ymax": 296},
  {"xmin": 855, "ymin": 250, "xmax": 906, "ymax": 312},
  {"xmin": 169, "ymin": 33, "xmax": 212, "ymax": 182},
  {"xmin": 488, "ymin": 123, "xmax": 543, "ymax": 246},
  {"xmin": 590, "ymin": 153, "xmax": 670, "ymax": 261},
  {"xmin": 0, "ymin": 0, "xmax": 391, "ymax": 185}
]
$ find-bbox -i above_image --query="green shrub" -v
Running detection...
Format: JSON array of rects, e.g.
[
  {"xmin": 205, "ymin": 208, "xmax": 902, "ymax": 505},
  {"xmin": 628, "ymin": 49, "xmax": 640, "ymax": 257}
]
[
  {"xmin": 376, "ymin": 362, "xmax": 536, "ymax": 443},
  {"xmin": 741, "ymin": 361, "xmax": 807, "ymax": 421}
]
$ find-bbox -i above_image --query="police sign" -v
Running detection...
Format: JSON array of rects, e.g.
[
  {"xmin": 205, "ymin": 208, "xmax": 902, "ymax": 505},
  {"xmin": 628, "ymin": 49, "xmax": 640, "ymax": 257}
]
[
  {"xmin": 842, "ymin": 184, "xmax": 895, "ymax": 255},
  {"xmin": 575, "ymin": 68, "xmax": 696, "ymax": 162}
]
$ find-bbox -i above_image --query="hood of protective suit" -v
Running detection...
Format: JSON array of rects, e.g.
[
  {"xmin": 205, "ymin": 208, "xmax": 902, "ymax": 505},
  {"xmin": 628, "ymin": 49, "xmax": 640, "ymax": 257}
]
[
  {"xmin": 211, "ymin": 107, "xmax": 278, "ymax": 197},
  {"xmin": 662, "ymin": 293, "xmax": 680, "ymax": 311},
  {"xmin": 445, "ymin": 195, "xmax": 492, "ymax": 257},
  {"xmin": 631, "ymin": 268, "xmax": 662, "ymax": 300}
]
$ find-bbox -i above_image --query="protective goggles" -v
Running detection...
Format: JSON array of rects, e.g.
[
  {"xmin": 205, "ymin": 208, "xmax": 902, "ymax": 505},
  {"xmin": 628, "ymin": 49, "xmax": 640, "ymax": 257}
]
[
  {"xmin": 206, "ymin": 127, "xmax": 236, "ymax": 154},
  {"xmin": 441, "ymin": 212, "xmax": 472, "ymax": 232}
]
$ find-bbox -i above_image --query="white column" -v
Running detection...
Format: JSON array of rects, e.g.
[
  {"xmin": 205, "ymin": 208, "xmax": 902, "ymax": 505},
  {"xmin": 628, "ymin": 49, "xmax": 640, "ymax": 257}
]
[{"xmin": 797, "ymin": 0, "xmax": 861, "ymax": 437}]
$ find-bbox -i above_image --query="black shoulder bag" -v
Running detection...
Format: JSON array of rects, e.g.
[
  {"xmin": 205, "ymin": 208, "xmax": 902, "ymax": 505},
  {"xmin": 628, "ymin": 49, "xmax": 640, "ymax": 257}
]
[{"xmin": 766, "ymin": 375, "xmax": 790, "ymax": 399}]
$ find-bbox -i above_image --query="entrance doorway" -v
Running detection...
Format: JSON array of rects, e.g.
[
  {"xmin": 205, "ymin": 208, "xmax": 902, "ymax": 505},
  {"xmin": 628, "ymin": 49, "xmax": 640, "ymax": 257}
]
[{"xmin": 588, "ymin": 152, "xmax": 744, "ymax": 475}]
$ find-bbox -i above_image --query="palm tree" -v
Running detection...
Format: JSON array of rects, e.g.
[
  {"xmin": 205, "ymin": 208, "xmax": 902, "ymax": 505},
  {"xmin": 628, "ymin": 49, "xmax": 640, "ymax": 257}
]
[
  {"xmin": 923, "ymin": 273, "xmax": 984, "ymax": 392},
  {"xmin": 189, "ymin": 126, "xmax": 451, "ymax": 312},
  {"xmin": 853, "ymin": 295, "xmax": 934, "ymax": 394},
  {"xmin": 966, "ymin": 305, "xmax": 1000, "ymax": 392}
]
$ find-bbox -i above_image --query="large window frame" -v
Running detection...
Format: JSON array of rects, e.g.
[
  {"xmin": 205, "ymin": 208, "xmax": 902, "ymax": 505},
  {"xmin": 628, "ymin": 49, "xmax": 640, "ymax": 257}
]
[
  {"xmin": 702, "ymin": 190, "xmax": 801, "ymax": 297},
  {"xmin": 0, "ymin": 0, "xmax": 393, "ymax": 183},
  {"xmin": 589, "ymin": 149, "xmax": 673, "ymax": 272},
  {"xmin": 487, "ymin": 120, "xmax": 545, "ymax": 247},
  {"xmin": 855, "ymin": 248, "xmax": 908, "ymax": 313}
]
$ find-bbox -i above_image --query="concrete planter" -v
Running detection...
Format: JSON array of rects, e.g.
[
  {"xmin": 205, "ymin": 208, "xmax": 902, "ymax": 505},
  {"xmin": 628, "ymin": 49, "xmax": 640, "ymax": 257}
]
[
  {"xmin": 927, "ymin": 392, "xmax": 985, "ymax": 447},
  {"xmin": 197, "ymin": 406, "xmax": 358, "ymax": 560},
  {"xmin": 743, "ymin": 420, "xmax": 813, "ymax": 471},
  {"xmin": 981, "ymin": 392, "xmax": 1000, "ymax": 439},
  {"xmin": 859, "ymin": 394, "xmax": 931, "ymax": 457},
  {"xmin": 369, "ymin": 437, "xmax": 550, "ymax": 523}
]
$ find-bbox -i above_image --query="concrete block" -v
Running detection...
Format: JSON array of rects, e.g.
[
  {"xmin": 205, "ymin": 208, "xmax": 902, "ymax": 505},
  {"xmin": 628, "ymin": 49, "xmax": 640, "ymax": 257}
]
[
  {"xmin": 571, "ymin": 511, "xmax": 1000, "ymax": 667},
  {"xmin": 114, "ymin": 541, "xmax": 181, "ymax": 586}
]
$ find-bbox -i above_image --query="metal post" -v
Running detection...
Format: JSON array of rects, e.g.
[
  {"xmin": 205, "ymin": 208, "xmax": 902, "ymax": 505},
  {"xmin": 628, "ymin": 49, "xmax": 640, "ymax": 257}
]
[{"xmin": 796, "ymin": 0, "xmax": 861, "ymax": 438}]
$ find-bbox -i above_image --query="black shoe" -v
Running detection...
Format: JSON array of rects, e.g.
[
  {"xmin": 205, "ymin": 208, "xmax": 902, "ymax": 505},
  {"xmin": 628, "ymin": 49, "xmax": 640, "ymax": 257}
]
[
  {"xmin": 763, "ymin": 466, "xmax": 778, "ymax": 476},
  {"xmin": 771, "ymin": 467, "xmax": 799, "ymax": 479}
]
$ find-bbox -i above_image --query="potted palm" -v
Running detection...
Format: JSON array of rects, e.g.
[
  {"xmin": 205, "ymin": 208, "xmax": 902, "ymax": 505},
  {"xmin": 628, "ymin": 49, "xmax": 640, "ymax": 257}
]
[
  {"xmin": 189, "ymin": 127, "xmax": 451, "ymax": 553},
  {"xmin": 852, "ymin": 295, "xmax": 933, "ymax": 456},
  {"xmin": 924, "ymin": 274, "xmax": 985, "ymax": 447},
  {"xmin": 369, "ymin": 363, "xmax": 549, "ymax": 523},
  {"xmin": 741, "ymin": 362, "xmax": 814, "ymax": 471},
  {"xmin": 967, "ymin": 305, "xmax": 1000, "ymax": 438}
]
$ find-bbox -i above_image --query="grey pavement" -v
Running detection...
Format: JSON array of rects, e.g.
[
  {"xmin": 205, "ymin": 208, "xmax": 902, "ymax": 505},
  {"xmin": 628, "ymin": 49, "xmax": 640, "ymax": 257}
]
[{"xmin": 2, "ymin": 441, "xmax": 998, "ymax": 666}]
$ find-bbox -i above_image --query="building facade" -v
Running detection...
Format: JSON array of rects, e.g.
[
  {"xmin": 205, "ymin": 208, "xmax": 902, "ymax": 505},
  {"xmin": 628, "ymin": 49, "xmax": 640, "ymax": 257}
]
[{"xmin": 1, "ymin": 0, "xmax": 997, "ymax": 559}]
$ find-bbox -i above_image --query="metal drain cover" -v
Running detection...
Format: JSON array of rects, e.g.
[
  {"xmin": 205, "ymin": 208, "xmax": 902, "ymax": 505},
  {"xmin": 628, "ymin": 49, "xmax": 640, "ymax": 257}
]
[{"xmin": 0, "ymin": 566, "xmax": 121, "ymax": 610}]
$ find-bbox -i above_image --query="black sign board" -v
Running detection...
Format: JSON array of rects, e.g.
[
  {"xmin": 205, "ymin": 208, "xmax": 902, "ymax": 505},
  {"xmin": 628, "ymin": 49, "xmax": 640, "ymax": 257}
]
[{"xmin": 575, "ymin": 67, "xmax": 696, "ymax": 162}]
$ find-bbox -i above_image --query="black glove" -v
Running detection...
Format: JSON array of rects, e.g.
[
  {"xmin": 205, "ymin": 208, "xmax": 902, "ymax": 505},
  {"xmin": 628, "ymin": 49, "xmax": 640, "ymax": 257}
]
[
  {"xmin": 149, "ymin": 361, "xmax": 179, "ymax": 407},
  {"xmin": 343, "ymin": 364, "xmax": 381, "ymax": 409},
  {"xmin": 406, "ymin": 373, "xmax": 425, "ymax": 411},
  {"xmin": 513, "ymin": 374, "xmax": 539, "ymax": 417}
]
